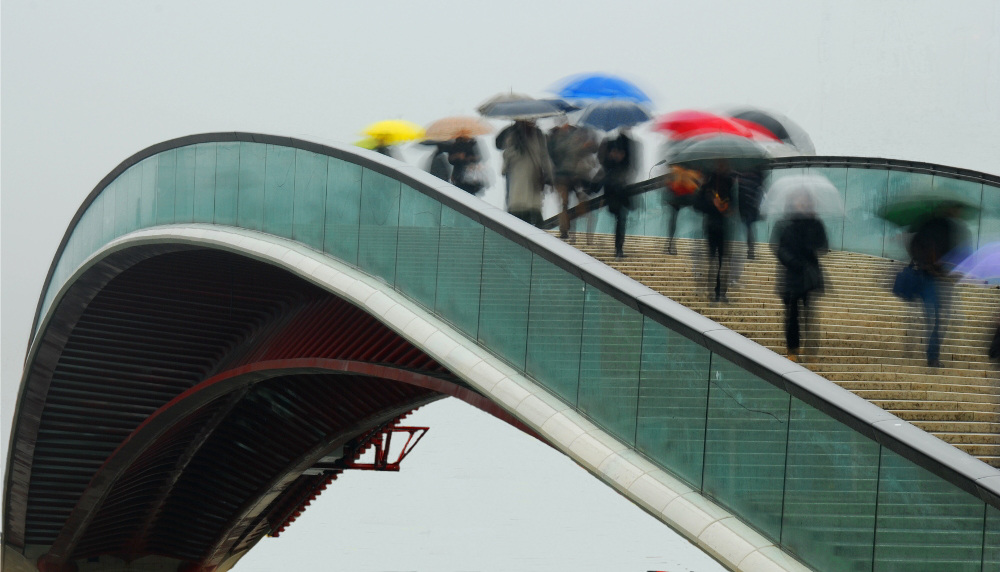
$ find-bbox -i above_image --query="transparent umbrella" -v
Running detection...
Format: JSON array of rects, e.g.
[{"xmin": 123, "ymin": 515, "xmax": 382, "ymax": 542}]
[{"xmin": 759, "ymin": 174, "xmax": 845, "ymax": 218}]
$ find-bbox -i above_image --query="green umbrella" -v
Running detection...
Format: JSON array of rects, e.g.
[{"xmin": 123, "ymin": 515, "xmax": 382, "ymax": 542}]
[
  {"xmin": 667, "ymin": 134, "xmax": 769, "ymax": 171},
  {"xmin": 878, "ymin": 196, "xmax": 980, "ymax": 228}
]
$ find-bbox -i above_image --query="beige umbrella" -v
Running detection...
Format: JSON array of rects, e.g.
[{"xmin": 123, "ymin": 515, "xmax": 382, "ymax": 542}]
[{"xmin": 424, "ymin": 116, "xmax": 494, "ymax": 142}]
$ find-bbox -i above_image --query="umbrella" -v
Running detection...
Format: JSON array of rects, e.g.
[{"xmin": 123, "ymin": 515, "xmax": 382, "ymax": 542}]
[
  {"xmin": 552, "ymin": 72, "xmax": 652, "ymax": 104},
  {"xmin": 361, "ymin": 119, "xmax": 426, "ymax": 145},
  {"xmin": 542, "ymin": 98, "xmax": 581, "ymax": 113},
  {"xmin": 424, "ymin": 116, "xmax": 493, "ymax": 141},
  {"xmin": 759, "ymin": 174, "xmax": 845, "ymax": 218},
  {"xmin": 478, "ymin": 95, "xmax": 563, "ymax": 120},
  {"xmin": 877, "ymin": 195, "xmax": 980, "ymax": 228},
  {"xmin": 476, "ymin": 92, "xmax": 532, "ymax": 115},
  {"xmin": 951, "ymin": 242, "xmax": 1000, "ymax": 284},
  {"xmin": 654, "ymin": 110, "xmax": 775, "ymax": 141},
  {"xmin": 667, "ymin": 134, "xmax": 769, "ymax": 171},
  {"xmin": 729, "ymin": 108, "xmax": 816, "ymax": 155},
  {"xmin": 575, "ymin": 100, "xmax": 652, "ymax": 131}
]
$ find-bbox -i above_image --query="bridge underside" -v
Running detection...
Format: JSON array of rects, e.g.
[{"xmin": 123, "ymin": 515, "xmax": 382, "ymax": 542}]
[{"xmin": 6, "ymin": 247, "xmax": 527, "ymax": 571}]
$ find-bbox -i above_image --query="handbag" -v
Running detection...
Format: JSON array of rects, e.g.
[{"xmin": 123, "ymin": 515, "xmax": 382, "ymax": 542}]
[{"xmin": 891, "ymin": 263, "xmax": 922, "ymax": 301}]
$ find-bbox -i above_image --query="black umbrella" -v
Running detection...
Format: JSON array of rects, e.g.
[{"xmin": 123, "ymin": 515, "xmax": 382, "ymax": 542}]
[
  {"xmin": 730, "ymin": 108, "xmax": 815, "ymax": 155},
  {"xmin": 477, "ymin": 94, "xmax": 563, "ymax": 120},
  {"xmin": 576, "ymin": 100, "xmax": 652, "ymax": 131}
]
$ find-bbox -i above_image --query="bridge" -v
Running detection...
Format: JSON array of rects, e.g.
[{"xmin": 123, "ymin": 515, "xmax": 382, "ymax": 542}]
[{"xmin": 4, "ymin": 133, "xmax": 999, "ymax": 572}]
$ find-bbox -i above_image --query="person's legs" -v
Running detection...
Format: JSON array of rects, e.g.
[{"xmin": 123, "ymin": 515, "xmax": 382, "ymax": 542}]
[
  {"xmin": 785, "ymin": 293, "xmax": 801, "ymax": 360},
  {"xmin": 556, "ymin": 180, "xmax": 571, "ymax": 238},
  {"xmin": 666, "ymin": 204, "xmax": 680, "ymax": 255},
  {"xmin": 744, "ymin": 218, "xmax": 756, "ymax": 259},
  {"xmin": 921, "ymin": 276, "xmax": 942, "ymax": 366},
  {"xmin": 614, "ymin": 206, "xmax": 627, "ymax": 258}
]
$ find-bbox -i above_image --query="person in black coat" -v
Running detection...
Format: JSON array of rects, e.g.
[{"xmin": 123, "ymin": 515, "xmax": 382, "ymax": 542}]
[
  {"xmin": 597, "ymin": 130, "xmax": 638, "ymax": 259},
  {"xmin": 772, "ymin": 192, "xmax": 829, "ymax": 362},
  {"xmin": 426, "ymin": 142, "xmax": 453, "ymax": 182},
  {"xmin": 448, "ymin": 137, "xmax": 484, "ymax": 195},
  {"xmin": 694, "ymin": 167, "xmax": 735, "ymax": 302}
]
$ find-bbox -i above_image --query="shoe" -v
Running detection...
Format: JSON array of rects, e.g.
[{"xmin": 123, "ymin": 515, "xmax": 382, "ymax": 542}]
[
  {"xmin": 927, "ymin": 359, "xmax": 943, "ymax": 368},
  {"xmin": 666, "ymin": 244, "xmax": 678, "ymax": 255},
  {"xmin": 615, "ymin": 250, "xmax": 626, "ymax": 260},
  {"xmin": 786, "ymin": 351, "xmax": 799, "ymax": 363},
  {"xmin": 560, "ymin": 231, "xmax": 569, "ymax": 239},
  {"xmin": 747, "ymin": 250, "xmax": 755, "ymax": 260}
]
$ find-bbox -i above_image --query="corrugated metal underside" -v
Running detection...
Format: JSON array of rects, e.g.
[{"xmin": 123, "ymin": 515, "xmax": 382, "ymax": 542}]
[{"xmin": 13, "ymin": 248, "xmax": 455, "ymax": 561}]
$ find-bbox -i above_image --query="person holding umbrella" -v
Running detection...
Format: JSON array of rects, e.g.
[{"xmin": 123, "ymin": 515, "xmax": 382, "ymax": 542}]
[
  {"xmin": 496, "ymin": 119, "xmax": 553, "ymax": 227},
  {"xmin": 694, "ymin": 163, "xmax": 737, "ymax": 302},
  {"xmin": 772, "ymin": 190, "xmax": 829, "ymax": 363},
  {"xmin": 596, "ymin": 128, "xmax": 639, "ymax": 259},
  {"xmin": 736, "ymin": 166, "xmax": 766, "ymax": 259},
  {"xmin": 548, "ymin": 116, "xmax": 598, "ymax": 240}
]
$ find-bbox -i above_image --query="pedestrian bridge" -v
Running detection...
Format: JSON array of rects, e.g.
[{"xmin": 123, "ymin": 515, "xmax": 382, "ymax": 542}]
[{"xmin": 4, "ymin": 133, "xmax": 998, "ymax": 572}]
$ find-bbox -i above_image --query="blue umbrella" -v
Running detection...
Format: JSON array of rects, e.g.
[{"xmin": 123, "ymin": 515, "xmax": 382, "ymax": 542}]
[
  {"xmin": 553, "ymin": 73, "xmax": 652, "ymax": 105},
  {"xmin": 576, "ymin": 100, "xmax": 652, "ymax": 131},
  {"xmin": 951, "ymin": 242, "xmax": 1000, "ymax": 285}
]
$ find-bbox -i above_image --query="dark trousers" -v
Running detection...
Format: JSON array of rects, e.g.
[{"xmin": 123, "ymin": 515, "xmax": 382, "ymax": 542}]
[
  {"xmin": 707, "ymin": 228, "xmax": 727, "ymax": 298},
  {"xmin": 783, "ymin": 292, "xmax": 811, "ymax": 351},
  {"xmin": 918, "ymin": 274, "xmax": 942, "ymax": 363}
]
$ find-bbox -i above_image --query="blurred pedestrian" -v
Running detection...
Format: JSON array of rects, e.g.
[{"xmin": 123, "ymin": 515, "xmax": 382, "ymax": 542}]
[
  {"xmin": 373, "ymin": 138, "xmax": 402, "ymax": 160},
  {"xmin": 548, "ymin": 118, "xmax": 598, "ymax": 240},
  {"xmin": 448, "ymin": 136, "xmax": 485, "ymax": 195},
  {"xmin": 736, "ymin": 167, "xmax": 765, "ymax": 259},
  {"xmin": 597, "ymin": 128, "xmax": 639, "ymax": 259},
  {"xmin": 426, "ymin": 142, "xmax": 452, "ymax": 182},
  {"xmin": 662, "ymin": 165, "xmax": 702, "ymax": 255},
  {"xmin": 694, "ymin": 165, "xmax": 736, "ymax": 301},
  {"xmin": 907, "ymin": 205, "xmax": 968, "ymax": 367},
  {"xmin": 772, "ymin": 192, "xmax": 829, "ymax": 362},
  {"xmin": 497, "ymin": 120, "xmax": 552, "ymax": 226}
]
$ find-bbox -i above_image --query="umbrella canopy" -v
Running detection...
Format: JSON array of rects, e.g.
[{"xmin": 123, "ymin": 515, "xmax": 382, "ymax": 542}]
[
  {"xmin": 759, "ymin": 174, "xmax": 845, "ymax": 218},
  {"xmin": 478, "ymin": 95, "xmax": 563, "ymax": 120},
  {"xmin": 951, "ymin": 242, "xmax": 1000, "ymax": 284},
  {"xmin": 361, "ymin": 119, "xmax": 426, "ymax": 145},
  {"xmin": 655, "ymin": 110, "xmax": 775, "ymax": 141},
  {"xmin": 667, "ymin": 134, "xmax": 769, "ymax": 171},
  {"xmin": 424, "ymin": 116, "xmax": 493, "ymax": 141},
  {"xmin": 877, "ymin": 195, "xmax": 980, "ymax": 228},
  {"xmin": 476, "ymin": 92, "xmax": 533, "ymax": 115},
  {"xmin": 552, "ymin": 73, "xmax": 652, "ymax": 104},
  {"xmin": 575, "ymin": 100, "xmax": 652, "ymax": 131},
  {"xmin": 730, "ymin": 108, "xmax": 816, "ymax": 155}
]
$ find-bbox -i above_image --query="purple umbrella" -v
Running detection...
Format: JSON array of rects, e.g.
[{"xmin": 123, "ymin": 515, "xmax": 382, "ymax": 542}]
[{"xmin": 952, "ymin": 242, "xmax": 1000, "ymax": 285}]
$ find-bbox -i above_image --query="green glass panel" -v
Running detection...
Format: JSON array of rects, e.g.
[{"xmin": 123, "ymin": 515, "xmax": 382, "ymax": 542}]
[
  {"xmin": 102, "ymin": 179, "xmax": 117, "ymax": 243},
  {"xmin": 884, "ymin": 172, "xmax": 933, "ymax": 260},
  {"xmin": 873, "ymin": 449, "xmax": 985, "ymax": 572},
  {"xmin": 174, "ymin": 145, "xmax": 196, "ymax": 223},
  {"xmin": 395, "ymin": 185, "xmax": 441, "ymax": 309},
  {"xmin": 155, "ymin": 148, "xmax": 176, "ymax": 225},
  {"xmin": 264, "ymin": 144, "xmax": 296, "ymax": 238},
  {"xmin": 808, "ymin": 167, "xmax": 847, "ymax": 251},
  {"xmin": 237, "ymin": 142, "xmax": 266, "ymax": 231},
  {"xmin": 358, "ymin": 168, "xmax": 400, "ymax": 283},
  {"xmin": 524, "ymin": 255, "xmax": 584, "ymax": 403},
  {"xmin": 979, "ymin": 185, "xmax": 1000, "ymax": 247},
  {"xmin": 703, "ymin": 354, "xmax": 789, "ymax": 540},
  {"xmin": 292, "ymin": 149, "xmax": 328, "ymax": 250},
  {"xmin": 636, "ymin": 317, "xmax": 711, "ymax": 487},
  {"xmin": 124, "ymin": 165, "xmax": 143, "ymax": 235},
  {"xmin": 782, "ymin": 398, "xmax": 879, "ymax": 572},
  {"xmin": 435, "ymin": 206, "xmax": 484, "ymax": 338},
  {"xmin": 578, "ymin": 285, "xmax": 642, "ymax": 444},
  {"xmin": 324, "ymin": 158, "xmax": 362, "ymax": 265},
  {"xmin": 985, "ymin": 505, "xmax": 999, "ymax": 572},
  {"xmin": 193, "ymin": 143, "xmax": 217, "ymax": 224},
  {"xmin": 139, "ymin": 155, "xmax": 158, "ymax": 228},
  {"xmin": 843, "ymin": 167, "xmax": 889, "ymax": 257},
  {"xmin": 478, "ymin": 229, "xmax": 532, "ymax": 369},
  {"xmin": 114, "ymin": 171, "xmax": 130, "ymax": 237},
  {"xmin": 214, "ymin": 143, "xmax": 239, "ymax": 225},
  {"xmin": 82, "ymin": 194, "xmax": 106, "ymax": 256}
]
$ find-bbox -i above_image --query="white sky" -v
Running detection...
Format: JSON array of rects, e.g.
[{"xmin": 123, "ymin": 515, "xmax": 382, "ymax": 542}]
[{"xmin": 2, "ymin": 1, "xmax": 998, "ymax": 570}]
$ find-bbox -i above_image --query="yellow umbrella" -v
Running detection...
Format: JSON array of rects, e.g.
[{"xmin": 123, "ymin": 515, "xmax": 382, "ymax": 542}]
[
  {"xmin": 361, "ymin": 119, "xmax": 426, "ymax": 145},
  {"xmin": 424, "ymin": 116, "xmax": 494, "ymax": 142}
]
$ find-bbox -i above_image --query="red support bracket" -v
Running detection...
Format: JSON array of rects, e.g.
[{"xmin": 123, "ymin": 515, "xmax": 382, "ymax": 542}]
[{"xmin": 342, "ymin": 426, "xmax": 428, "ymax": 471}]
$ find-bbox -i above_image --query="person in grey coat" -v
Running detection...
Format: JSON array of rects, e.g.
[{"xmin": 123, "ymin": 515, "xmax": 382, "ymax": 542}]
[{"xmin": 497, "ymin": 120, "xmax": 553, "ymax": 227}]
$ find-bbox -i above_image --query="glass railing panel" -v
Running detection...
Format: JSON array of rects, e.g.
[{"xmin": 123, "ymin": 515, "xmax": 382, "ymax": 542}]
[
  {"xmin": 139, "ymin": 155, "xmax": 159, "ymax": 228},
  {"xmin": 636, "ymin": 186, "xmax": 668, "ymax": 238},
  {"xmin": 807, "ymin": 167, "xmax": 847, "ymax": 251},
  {"xmin": 843, "ymin": 167, "xmax": 889, "ymax": 257},
  {"xmin": 636, "ymin": 317, "xmax": 711, "ymax": 487},
  {"xmin": 977, "ymin": 184, "xmax": 1000, "ymax": 247},
  {"xmin": 121, "ymin": 164, "xmax": 143, "ymax": 236},
  {"xmin": 985, "ymin": 505, "xmax": 999, "ymax": 572},
  {"xmin": 237, "ymin": 142, "xmax": 266, "ymax": 231},
  {"xmin": 782, "ymin": 397, "xmax": 879, "ymax": 572},
  {"xmin": 395, "ymin": 184, "xmax": 442, "ymax": 310},
  {"xmin": 263, "ymin": 144, "xmax": 296, "ymax": 239},
  {"xmin": 101, "ymin": 179, "xmax": 118, "ymax": 244},
  {"xmin": 703, "ymin": 353, "xmax": 790, "ymax": 540},
  {"xmin": 323, "ymin": 157, "xmax": 362, "ymax": 265},
  {"xmin": 435, "ymin": 206, "xmax": 484, "ymax": 339},
  {"xmin": 154, "ymin": 148, "xmax": 176, "ymax": 225},
  {"xmin": 193, "ymin": 143, "xmax": 217, "ymax": 224},
  {"xmin": 873, "ymin": 448, "xmax": 985, "ymax": 572},
  {"xmin": 524, "ymin": 254, "xmax": 584, "ymax": 405},
  {"xmin": 291, "ymin": 149, "xmax": 328, "ymax": 251},
  {"xmin": 214, "ymin": 143, "xmax": 239, "ymax": 226},
  {"xmin": 174, "ymin": 145, "xmax": 197, "ymax": 223},
  {"xmin": 114, "ymin": 170, "xmax": 130, "ymax": 237},
  {"xmin": 883, "ymin": 171, "xmax": 934, "ymax": 260},
  {"xmin": 577, "ymin": 284, "xmax": 642, "ymax": 445},
  {"xmin": 357, "ymin": 168, "xmax": 400, "ymax": 284},
  {"xmin": 478, "ymin": 229, "xmax": 532, "ymax": 370}
]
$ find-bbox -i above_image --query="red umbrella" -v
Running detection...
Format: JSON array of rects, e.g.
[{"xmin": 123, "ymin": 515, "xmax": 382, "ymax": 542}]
[{"xmin": 654, "ymin": 110, "xmax": 779, "ymax": 141}]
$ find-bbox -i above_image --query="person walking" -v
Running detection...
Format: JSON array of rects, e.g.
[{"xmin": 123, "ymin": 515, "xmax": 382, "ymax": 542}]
[
  {"xmin": 662, "ymin": 165, "xmax": 702, "ymax": 255},
  {"xmin": 426, "ymin": 142, "xmax": 452, "ymax": 182},
  {"xmin": 448, "ymin": 136, "xmax": 485, "ymax": 195},
  {"xmin": 548, "ymin": 119, "xmax": 598, "ymax": 240},
  {"xmin": 695, "ymin": 166, "xmax": 736, "ymax": 302},
  {"xmin": 497, "ymin": 120, "xmax": 552, "ymax": 226},
  {"xmin": 597, "ymin": 129, "xmax": 639, "ymax": 259},
  {"xmin": 772, "ymin": 192, "xmax": 829, "ymax": 363}
]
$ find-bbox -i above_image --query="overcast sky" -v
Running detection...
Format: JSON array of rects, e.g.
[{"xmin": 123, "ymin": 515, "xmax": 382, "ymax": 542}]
[{"xmin": 2, "ymin": 1, "xmax": 998, "ymax": 570}]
